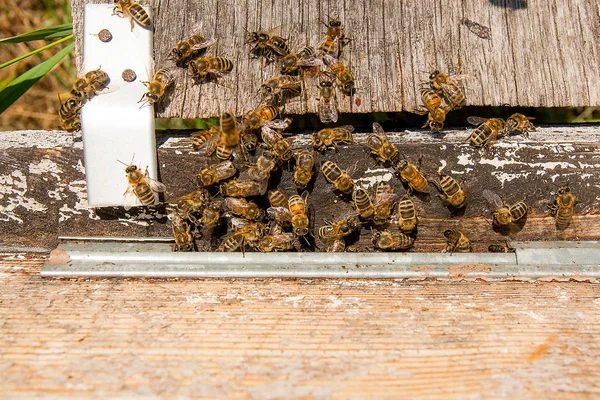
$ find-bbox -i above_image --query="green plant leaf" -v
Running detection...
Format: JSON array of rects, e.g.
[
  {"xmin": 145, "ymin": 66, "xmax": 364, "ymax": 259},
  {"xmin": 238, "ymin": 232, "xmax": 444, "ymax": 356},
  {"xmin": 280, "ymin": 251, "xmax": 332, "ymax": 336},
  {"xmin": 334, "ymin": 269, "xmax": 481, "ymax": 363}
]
[
  {"xmin": 0, "ymin": 35, "xmax": 73, "ymax": 70},
  {"xmin": 0, "ymin": 42, "xmax": 75, "ymax": 114},
  {"xmin": 0, "ymin": 23, "xmax": 73, "ymax": 44}
]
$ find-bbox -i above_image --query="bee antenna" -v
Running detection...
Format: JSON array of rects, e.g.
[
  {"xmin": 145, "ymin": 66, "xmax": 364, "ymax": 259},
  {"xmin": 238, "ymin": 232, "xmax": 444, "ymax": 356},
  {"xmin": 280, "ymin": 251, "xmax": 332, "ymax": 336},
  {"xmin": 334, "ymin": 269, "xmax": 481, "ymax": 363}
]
[{"xmin": 117, "ymin": 159, "xmax": 128, "ymax": 166}]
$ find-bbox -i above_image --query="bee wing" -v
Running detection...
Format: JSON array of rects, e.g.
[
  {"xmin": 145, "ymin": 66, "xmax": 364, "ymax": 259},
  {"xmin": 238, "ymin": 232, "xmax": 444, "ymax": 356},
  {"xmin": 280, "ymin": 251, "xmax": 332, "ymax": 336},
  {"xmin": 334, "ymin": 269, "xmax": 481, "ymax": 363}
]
[
  {"xmin": 267, "ymin": 207, "xmax": 292, "ymax": 222},
  {"xmin": 263, "ymin": 118, "xmax": 291, "ymax": 130},
  {"xmin": 301, "ymin": 190, "xmax": 310, "ymax": 204},
  {"xmin": 318, "ymin": 100, "xmax": 338, "ymax": 124},
  {"xmin": 191, "ymin": 37, "xmax": 217, "ymax": 52},
  {"xmin": 266, "ymin": 24, "xmax": 286, "ymax": 36},
  {"xmin": 146, "ymin": 177, "xmax": 167, "ymax": 193},
  {"xmin": 447, "ymin": 73, "xmax": 470, "ymax": 82},
  {"xmin": 372, "ymin": 122, "xmax": 386, "ymax": 135},
  {"xmin": 337, "ymin": 125, "xmax": 355, "ymax": 133},
  {"xmin": 482, "ymin": 189, "xmax": 504, "ymax": 209},
  {"xmin": 375, "ymin": 192, "xmax": 399, "ymax": 206},
  {"xmin": 261, "ymin": 125, "xmax": 281, "ymax": 144},
  {"xmin": 229, "ymin": 217, "xmax": 250, "ymax": 231},
  {"xmin": 467, "ymin": 116, "xmax": 488, "ymax": 126}
]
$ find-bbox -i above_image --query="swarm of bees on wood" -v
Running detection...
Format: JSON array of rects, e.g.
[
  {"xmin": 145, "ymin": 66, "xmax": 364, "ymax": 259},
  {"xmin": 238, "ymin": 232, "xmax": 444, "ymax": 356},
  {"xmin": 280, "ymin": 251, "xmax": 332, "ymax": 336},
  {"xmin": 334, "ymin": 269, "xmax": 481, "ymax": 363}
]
[{"xmin": 58, "ymin": 6, "xmax": 580, "ymax": 253}]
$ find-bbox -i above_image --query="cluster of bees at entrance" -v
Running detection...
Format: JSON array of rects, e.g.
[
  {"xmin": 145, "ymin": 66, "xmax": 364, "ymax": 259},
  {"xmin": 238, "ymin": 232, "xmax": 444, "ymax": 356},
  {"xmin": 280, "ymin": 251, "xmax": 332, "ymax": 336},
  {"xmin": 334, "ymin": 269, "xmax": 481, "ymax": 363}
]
[{"xmin": 62, "ymin": 3, "xmax": 579, "ymax": 253}]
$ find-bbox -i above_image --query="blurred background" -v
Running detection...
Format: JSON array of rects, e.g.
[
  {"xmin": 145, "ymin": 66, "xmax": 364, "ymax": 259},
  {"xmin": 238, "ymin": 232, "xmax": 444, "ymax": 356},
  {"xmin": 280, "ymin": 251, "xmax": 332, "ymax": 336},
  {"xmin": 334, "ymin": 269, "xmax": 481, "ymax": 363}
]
[{"xmin": 1, "ymin": 0, "xmax": 599, "ymax": 132}]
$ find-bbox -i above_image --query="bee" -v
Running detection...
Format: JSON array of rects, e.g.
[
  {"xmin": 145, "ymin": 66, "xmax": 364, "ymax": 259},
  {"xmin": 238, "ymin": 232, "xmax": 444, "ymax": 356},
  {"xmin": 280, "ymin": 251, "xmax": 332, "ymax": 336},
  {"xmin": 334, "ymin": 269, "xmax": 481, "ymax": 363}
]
[
  {"xmin": 444, "ymin": 230, "xmax": 471, "ymax": 253},
  {"xmin": 317, "ymin": 75, "xmax": 338, "ymax": 124},
  {"xmin": 123, "ymin": 164, "xmax": 166, "ymax": 206},
  {"xmin": 59, "ymin": 113, "xmax": 81, "ymax": 132},
  {"xmin": 241, "ymin": 151, "xmax": 278, "ymax": 183},
  {"xmin": 312, "ymin": 125, "xmax": 355, "ymax": 152},
  {"xmin": 190, "ymin": 126, "xmax": 220, "ymax": 154},
  {"xmin": 329, "ymin": 62, "xmax": 355, "ymax": 95},
  {"xmin": 504, "ymin": 113, "xmax": 536, "ymax": 138},
  {"xmin": 260, "ymin": 75, "xmax": 302, "ymax": 104},
  {"xmin": 396, "ymin": 157, "xmax": 429, "ymax": 194},
  {"xmin": 216, "ymin": 111, "xmax": 241, "ymax": 160},
  {"xmin": 112, "ymin": 0, "xmax": 151, "ymax": 31},
  {"xmin": 317, "ymin": 215, "xmax": 361, "ymax": 241},
  {"xmin": 71, "ymin": 67, "xmax": 110, "ymax": 101},
  {"xmin": 352, "ymin": 184, "xmax": 374, "ymax": 219},
  {"xmin": 372, "ymin": 230, "xmax": 414, "ymax": 251},
  {"xmin": 392, "ymin": 193, "xmax": 418, "ymax": 233},
  {"xmin": 266, "ymin": 206, "xmax": 292, "ymax": 227},
  {"xmin": 220, "ymin": 179, "xmax": 267, "ymax": 197},
  {"xmin": 429, "ymin": 70, "xmax": 466, "ymax": 111},
  {"xmin": 241, "ymin": 131, "xmax": 259, "ymax": 152},
  {"xmin": 219, "ymin": 218, "xmax": 267, "ymax": 253},
  {"xmin": 268, "ymin": 189, "xmax": 288, "ymax": 209},
  {"xmin": 321, "ymin": 160, "xmax": 354, "ymax": 194},
  {"xmin": 189, "ymin": 56, "xmax": 234, "ymax": 84},
  {"xmin": 169, "ymin": 30, "xmax": 216, "ymax": 66},
  {"xmin": 169, "ymin": 210, "xmax": 195, "ymax": 252},
  {"xmin": 293, "ymin": 150, "xmax": 316, "ymax": 189},
  {"xmin": 549, "ymin": 186, "xmax": 578, "ymax": 230},
  {"xmin": 257, "ymin": 232, "xmax": 296, "ymax": 252},
  {"xmin": 320, "ymin": 18, "xmax": 350, "ymax": 60},
  {"xmin": 196, "ymin": 160, "xmax": 237, "ymax": 187},
  {"xmin": 224, "ymin": 197, "xmax": 265, "ymax": 221},
  {"xmin": 288, "ymin": 191, "xmax": 310, "ymax": 237},
  {"xmin": 326, "ymin": 238, "xmax": 346, "ymax": 252},
  {"xmin": 320, "ymin": 36, "xmax": 340, "ymax": 62},
  {"xmin": 431, "ymin": 172, "xmax": 466, "ymax": 208},
  {"xmin": 367, "ymin": 123, "xmax": 400, "ymax": 164},
  {"xmin": 467, "ymin": 117, "xmax": 505, "ymax": 148},
  {"xmin": 246, "ymin": 26, "xmax": 289, "ymax": 63},
  {"xmin": 200, "ymin": 200, "xmax": 222, "ymax": 229},
  {"xmin": 372, "ymin": 182, "xmax": 398, "ymax": 225},
  {"xmin": 138, "ymin": 67, "xmax": 175, "ymax": 106},
  {"xmin": 420, "ymin": 88, "xmax": 447, "ymax": 131},
  {"xmin": 261, "ymin": 122, "xmax": 293, "ymax": 161},
  {"xmin": 58, "ymin": 95, "xmax": 83, "ymax": 131},
  {"xmin": 483, "ymin": 189, "xmax": 528, "ymax": 228},
  {"xmin": 280, "ymin": 46, "xmax": 320, "ymax": 75},
  {"xmin": 488, "ymin": 241, "xmax": 515, "ymax": 253},
  {"xmin": 243, "ymin": 104, "xmax": 281, "ymax": 130},
  {"xmin": 324, "ymin": 18, "xmax": 350, "ymax": 43},
  {"xmin": 173, "ymin": 189, "xmax": 209, "ymax": 224}
]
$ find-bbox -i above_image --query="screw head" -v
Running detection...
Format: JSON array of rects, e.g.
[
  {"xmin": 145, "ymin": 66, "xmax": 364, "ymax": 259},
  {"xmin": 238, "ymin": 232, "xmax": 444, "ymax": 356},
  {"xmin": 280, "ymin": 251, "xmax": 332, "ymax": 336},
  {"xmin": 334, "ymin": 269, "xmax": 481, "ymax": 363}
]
[
  {"xmin": 122, "ymin": 69, "xmax": 137, "ymax": 82},
  {"xmin": 98, "ymin": 29, "xmax": 112, "ymax": 42}
]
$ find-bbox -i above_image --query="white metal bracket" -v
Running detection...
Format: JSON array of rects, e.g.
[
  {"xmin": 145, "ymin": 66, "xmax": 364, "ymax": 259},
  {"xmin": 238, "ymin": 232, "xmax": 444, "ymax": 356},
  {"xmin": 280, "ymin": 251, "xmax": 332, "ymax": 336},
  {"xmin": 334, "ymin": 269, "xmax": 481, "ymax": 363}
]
[{"xmin": 81, "ymin": 3, "xmax": 156, "ymax": 207}]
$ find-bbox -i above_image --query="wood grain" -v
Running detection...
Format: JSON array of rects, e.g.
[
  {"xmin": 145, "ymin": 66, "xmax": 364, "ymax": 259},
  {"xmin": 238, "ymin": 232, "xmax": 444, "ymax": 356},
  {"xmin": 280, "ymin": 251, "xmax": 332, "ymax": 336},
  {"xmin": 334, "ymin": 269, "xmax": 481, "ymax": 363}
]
[
  {"xmin": 2, "ymin": 253, "xmax": 600, "ymax": 398},
  {"xmin": 71, "ymin": 0, "xmax": 600, "ymax": 118},
  {"xmin": 2, "ymin": 126, "xmax": 600, "ymax": 251}
]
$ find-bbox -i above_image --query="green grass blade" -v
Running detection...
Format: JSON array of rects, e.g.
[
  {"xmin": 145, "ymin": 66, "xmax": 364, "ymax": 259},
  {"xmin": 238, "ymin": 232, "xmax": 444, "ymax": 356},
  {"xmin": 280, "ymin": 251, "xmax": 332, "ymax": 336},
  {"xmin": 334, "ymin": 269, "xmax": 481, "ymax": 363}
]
[
  {"xmin": 0, "ymin": 42, "xmax": 75, "ymax": 114},
  {"xmin": 0, "ymin": 23, "xmax": 73, "ymax": 44},
  {"xmin": 0, "ymin": 35, "xmax": 73, "ymax": 70}
]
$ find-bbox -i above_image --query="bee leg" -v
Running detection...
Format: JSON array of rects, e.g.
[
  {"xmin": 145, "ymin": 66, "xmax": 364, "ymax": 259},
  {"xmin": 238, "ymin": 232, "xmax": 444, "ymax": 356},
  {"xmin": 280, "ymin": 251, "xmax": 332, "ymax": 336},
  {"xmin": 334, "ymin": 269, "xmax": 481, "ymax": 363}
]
[{"xmin": 130, "ymin": 17, "xmax": 135, "ymax": 32}]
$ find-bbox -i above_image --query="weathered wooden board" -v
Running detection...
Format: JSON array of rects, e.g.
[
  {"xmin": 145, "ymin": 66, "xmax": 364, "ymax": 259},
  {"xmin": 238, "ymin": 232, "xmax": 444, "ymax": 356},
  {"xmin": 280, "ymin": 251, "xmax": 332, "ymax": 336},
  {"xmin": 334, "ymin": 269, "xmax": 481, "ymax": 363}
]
[
  {"xmin": 2, "ymin": 126, "xmax": 600, "ymax": 251},
  {"xmin": 2, "ymin": 254, "xmax": 600, "ymax": 398},
  {"xmin": 72, "ymin": 0, "xmax": 600, "ymax": 118}
]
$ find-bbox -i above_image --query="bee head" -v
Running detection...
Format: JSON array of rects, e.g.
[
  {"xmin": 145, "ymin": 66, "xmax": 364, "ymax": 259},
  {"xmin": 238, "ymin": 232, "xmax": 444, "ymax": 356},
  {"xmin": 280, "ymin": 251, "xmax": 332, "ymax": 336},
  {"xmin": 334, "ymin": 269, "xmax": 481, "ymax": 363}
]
[{"xmin": 429, "ymin": 70, "xmax": 440, "ymax": 80}]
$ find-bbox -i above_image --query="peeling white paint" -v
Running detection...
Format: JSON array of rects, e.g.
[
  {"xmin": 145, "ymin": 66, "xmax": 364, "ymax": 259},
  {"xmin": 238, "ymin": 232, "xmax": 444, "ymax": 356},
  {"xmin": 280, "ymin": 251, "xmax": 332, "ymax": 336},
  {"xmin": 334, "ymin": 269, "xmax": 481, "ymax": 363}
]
[
  {"xmin": 0, "ymin": 170, "xmax": 47, "ymax": 224},
  {"xmin": 457, "ymin": 154, "xmax": 473, "ymax": 166},
  {"xmin": 493, "ymin": 172, "xmax": 531, "ymax": 186},
  {"xmin": 355, "ymin": 167, "xmax": 394, "ymax": 188},
  {"xmin": 185, "ymin": 293, "xmax": 221, "ymax": 304},
  {"xmin": 438, "ymin": 160, "xmax": 447, "ymax": 172},
  {"xmin": 29, "ymin": 157, "xmax": 63, "ymax": 180},
  {"xmin": 520, "ymin": 311, "xmax": 546, "ymax": 321}
]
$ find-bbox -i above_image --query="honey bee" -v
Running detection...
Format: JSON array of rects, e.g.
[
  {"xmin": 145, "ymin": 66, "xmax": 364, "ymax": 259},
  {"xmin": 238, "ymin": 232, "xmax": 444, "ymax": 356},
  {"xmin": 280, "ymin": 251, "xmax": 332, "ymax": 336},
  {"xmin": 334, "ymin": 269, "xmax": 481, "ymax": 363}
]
[
  {"xmin": 169, "ymin": 30, "xmax": 216, "ymax": 66},
  {"xmin": 217, "ymin": 111, "xmax": 241, "ymax": 160},
  {"xmin": 549, "ymin": 186, "xmax": 578, "ymax": 230},
  {"xmin": 138, "ymin": 67, "xmax": 175, "ymax": 106},
  {"xmin": 122, "ymin": 164, "xmax": 166, "ymax": 206},
  {"xmin": 317, "ymin": 75, "xmax": 338, "ymax": 124},
  {"xmin": 312, "ymin": 125, "xmax": 355, "ymax": 151},
  {"xmin": 392, "ymin": 193, "xmax": 418, "ymax": 233},
  {"xmin": 324, "ymin": 18, "xmax": 350, "ymax": 43},
  {"xmin": 243, "ymin": 104, "xmax": 281, "ymax": 130},
  {"xmin": 220, "ymin": 179, "xmax": 267, "ymax": 197},
  {"xmin": 419, "ymin": 88, "xmax": 447, "ymax": 131},
  {"xmin": 266, "ymin": 206, "xmax": 293, "ymax": 227},
  {"xmin": 71, "ymin": 67, "xmax": 110, "ymax": 101},
  {"xmin": 173, "ymin": 189, "xmax": 209, "ymax": 224},
  {"xmin": 429, "ymin": 70, "xmax": 466, "ymax": 111},
  {"xmin": 190, "ymin": 126, "xmax": 220, "ymax": 154},
  {"xmin": 196, "ymin": 160, "xmax": 237, "ymax": 187},
  {"xmin": 260, "ymin": 75, "xmax": 302, "ymax": 104},
  {"xmin": 261, "ymin": 122, "xmax": 293, "ymax": 161},
  {"xmin": 257, "ymin": 232, "xmax": 296, "ymax": 252},
  {"xmin": 189, "ymin": 56, "xmax": 234, "ymax": 84},
  {"xmin": 320, "ymin": 36, "xmax": 340, "ymax": 62},
  {"xmin": 352, "ymin": 184, "xmax": 374, "ymax": 219},
  {"xmin": 224, "ymin": 197, "xmax": 265, "ymax": 221},
  {"xmin": 241, "ymin": 131, "xmax": 259, "ymax": 152},
  {"xmin": 268, "ymin": 189, "xmax": 288, "ymax": 209},
  {"xmin": 431, "ymin": 172, "xmax": 466, "ymax": 208},
  {"xmin": 59, "ymin": 113, "xmax": 81, "ymax": 131},
  {"xmin": 219, "ymin": 218, "xmax": 267, "ymax": 253},
  {"xmin": 467, "ymin": 117, "xmax": 505, "ymax": 148},
  {"xmin": 483, "ymin": 189, "xmax": 528, "ymax": 228},
  {"xmin": 321, "ymin": 160, "xmax": 354, "ymax": 194},
  {"xmin": 288, "ymin": 191, "xmax": 310, "ymax": 236},
  {"xmin": 372, "ymin": 230, "xmax": 414, "ymax": 251},
  {"xmin": 112, "ymin": 0, "xmax": 151, "ymax": 31},
  {"xmin": 169, "ymin": 210, "xmax": 195, "ymax": 252},
  {"xmin": 320, "ymin": 18, "xmax": 350, "ymax": 61},
  {"xmin": 293, "ymin": 150, "xmax": 316, "ymax": 189},
  {"xmin": 488, "ymin": 241, "xmax": 515, "ymax": 253},
  {"xmin": 367, "ymin": 123, "xmax": 400, "ymax": 164},
  {"xmin": 372, "ymin": 182, "xmax": 398, "ymax": 226},
  {"xmin": 317, "ymin": 215, "xmax": 361, "ymax": 241},
  {"xmin": 246, "ymin": 26, "xmax": 289, "ymax": 63},
  {"xmin": 58, "ymin": 95, "xmax": 83, "ymax": 131},
  {"xmin": 504, "ymin": 113, "xmax": 536, "ymax": 138},
  {"xmin": 241, "ymin": 151, "xmax": 278, "ymax": 183},
  {"xmin": 329, "ymin": 61, "xmax": 355, "ymax": 95},
  {"xmin": 396, "ymin": 157, "xmax": 429, "ymax": 194},
  {"xmin": 280, "ymin": 46, "xmax": 320, "ymax": 75},
  {"xmin": 325, "ymin": 238, "xmax": 346, "ymax": 252},
  {"xmin": 200, "ymin": 200, "xmax": 222, "ymax": 229},
  {"xmin": 444, "ymin": 230, "xmax": 471, "ymax": 253}
]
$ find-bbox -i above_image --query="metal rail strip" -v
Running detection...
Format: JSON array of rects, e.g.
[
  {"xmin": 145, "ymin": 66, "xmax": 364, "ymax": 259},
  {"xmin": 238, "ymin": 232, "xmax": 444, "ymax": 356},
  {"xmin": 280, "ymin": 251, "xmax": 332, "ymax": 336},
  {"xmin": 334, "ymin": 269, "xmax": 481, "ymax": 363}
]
[{"xmin": 41, "ymin": 239, "xmax": 600, "ymax": 280}]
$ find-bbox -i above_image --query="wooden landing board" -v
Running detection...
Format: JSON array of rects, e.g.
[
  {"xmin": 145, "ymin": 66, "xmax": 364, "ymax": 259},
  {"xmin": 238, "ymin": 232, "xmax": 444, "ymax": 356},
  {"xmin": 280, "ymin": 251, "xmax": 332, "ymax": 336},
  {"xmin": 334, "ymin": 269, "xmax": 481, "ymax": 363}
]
[
  {"xmin": 1, "ymin": 126, "xmax": 599, "ymax": 250},
  {"xmin": 72, "ymin": 0, "xmax": 600, "ymax": 117},
  {"xmin": 2, "ymin": 253, "xmax": 600, "ymax": 398}
]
